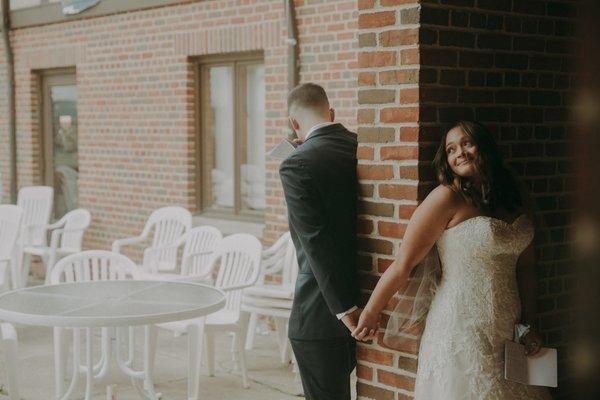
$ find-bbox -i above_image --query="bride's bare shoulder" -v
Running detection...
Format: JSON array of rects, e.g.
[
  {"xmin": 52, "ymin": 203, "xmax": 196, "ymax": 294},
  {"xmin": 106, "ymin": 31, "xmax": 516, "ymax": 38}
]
[
  {"xmin": 423, "ymin": 185, "xmax": 461, "ymax": 208},
  {"xmin": 412, "ymin": 185, "xmax": 462, "ymax": 224}
]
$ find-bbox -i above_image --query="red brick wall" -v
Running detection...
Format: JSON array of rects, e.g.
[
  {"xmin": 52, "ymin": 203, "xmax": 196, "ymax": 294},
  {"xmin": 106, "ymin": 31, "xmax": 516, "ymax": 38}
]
[
  {"xmin": 269, "ymin": 0, "xmax": 359, "ymax": 242},
  {"xmin": 357, "ymin": 1, "xmax": 578, "ymax": 399},
  {"xmin": 0, "ymin": 36, "xmax": 8, "ymax": 204},
  {"xmin": 0, "ymin": 0, "xmax": 358, "ymax": 251},
  {"xmin": 356, "ymin": 1, "xmax": 421, "ymax": 399}
]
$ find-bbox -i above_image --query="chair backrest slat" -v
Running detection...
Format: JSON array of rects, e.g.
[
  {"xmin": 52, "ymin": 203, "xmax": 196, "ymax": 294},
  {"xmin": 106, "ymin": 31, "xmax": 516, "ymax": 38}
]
[
  {"xmin": 50, "ymin": 250, "xmax": 134, "ymax": 284},
  {"xmin": 259, "ymin": 232, "xmax": 298, "ymax": 286},
  {"xmin": 142, "ymin": 206, "xmax": 191, "ymax": 272},
  {"xmin": 181, "ymin": 226, "xmax": 222, "ymax": 277},
  {"xmin": 0, "ymin": 205, "xmax": 24, "ymax": 291},
  {"xmin": 0, "ymin": 205, "xmax": 23, "ymax": 261},
  {"xmin": 212, "ymin": 234, "xmax": 261, "ymax": 314},
  {"xmin": 17, "ymin": 186, "xmax": 53, "ymax": 246}
]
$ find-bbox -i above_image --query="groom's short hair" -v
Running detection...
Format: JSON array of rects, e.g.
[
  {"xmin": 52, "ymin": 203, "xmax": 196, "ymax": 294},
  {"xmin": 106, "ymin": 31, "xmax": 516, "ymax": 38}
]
[{"xmin": 288, "ymin": 83, "xmax": 330, "ymax": 115}]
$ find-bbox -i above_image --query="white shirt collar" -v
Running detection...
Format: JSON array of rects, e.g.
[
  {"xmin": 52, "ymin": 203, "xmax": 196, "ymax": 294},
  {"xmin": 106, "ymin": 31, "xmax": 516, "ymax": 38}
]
[{"xmin": 305, "ymin": 121, "xmax": 335, "ymax": 140}]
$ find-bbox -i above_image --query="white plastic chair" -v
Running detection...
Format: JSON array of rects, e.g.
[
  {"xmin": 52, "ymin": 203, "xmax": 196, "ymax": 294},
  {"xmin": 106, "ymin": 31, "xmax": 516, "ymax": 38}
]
[
  {"xmin": 50, "ymin": 251, "xmax": 134, "ymax": 400},
  {"xmin": 112, "ymin": 206, "xmax": 192, "ymax": 273},
  {"xmin": 243, "ymin": 231, "xmax": 298, "ymax": 364},
  {"xmin": 50, "ymin": 250, "xmax": 132, "ymax": 284},
  {"xmin": 13, "ymin": 186, "xmax": 53, "ymax": 288},
  {"xmin": 0, "ymin": 322, "xmax": 20, "ymax": 400},
  {"xmin": 0, "ymin": 205, "xmax": 24, "ymax": 293},
  {"xmin": 132, "ymin": 226, "xmax": 222, "ymax": 282},
  {"xmin": 154, "ymin": 233, "xmax": 262, "ymax": 396},
  {"xmin": 16, "ymin": 186, "xmax": 53, "ymax": 247},
  {"xmin": 21, "ymin": 208, "xmax": 91, "ymax": 286}
]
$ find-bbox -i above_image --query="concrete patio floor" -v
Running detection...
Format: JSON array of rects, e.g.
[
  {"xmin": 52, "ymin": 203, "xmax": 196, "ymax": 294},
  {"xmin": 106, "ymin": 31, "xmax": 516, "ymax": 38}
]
[{"xmin": 1, "ymin": 321, "xmax": 307, "ymax": 400}]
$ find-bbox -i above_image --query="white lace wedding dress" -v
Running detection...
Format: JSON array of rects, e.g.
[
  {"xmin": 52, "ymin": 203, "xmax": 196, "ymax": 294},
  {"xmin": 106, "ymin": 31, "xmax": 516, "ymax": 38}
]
[{"xmin": 414, "ymin": 215, "xmax": 551, "ymax": 400}]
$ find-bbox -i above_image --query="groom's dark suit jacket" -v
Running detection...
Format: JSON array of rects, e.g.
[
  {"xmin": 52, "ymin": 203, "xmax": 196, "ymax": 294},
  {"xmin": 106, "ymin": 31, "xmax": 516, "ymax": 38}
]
[{"xmin": 279, "ymin": 123, "xmax": 359, "ymax": 340}]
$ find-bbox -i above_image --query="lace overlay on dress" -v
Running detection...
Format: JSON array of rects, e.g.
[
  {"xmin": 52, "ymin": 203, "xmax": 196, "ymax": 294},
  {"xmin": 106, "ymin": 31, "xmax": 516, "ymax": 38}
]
[{"xmin": 414, "ymin": 215, "xmax": 551, "ymax": 400}]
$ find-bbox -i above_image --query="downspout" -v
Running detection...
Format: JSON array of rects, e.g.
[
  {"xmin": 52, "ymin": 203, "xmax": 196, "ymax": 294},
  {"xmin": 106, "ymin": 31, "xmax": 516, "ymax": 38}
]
[
  {"xmin": 284, "ymin": 0, "xmax": 299, "ymax": 140},
  {"xmin": 1, "ymin": 0, "xmax": 16, "ymax": 203}
]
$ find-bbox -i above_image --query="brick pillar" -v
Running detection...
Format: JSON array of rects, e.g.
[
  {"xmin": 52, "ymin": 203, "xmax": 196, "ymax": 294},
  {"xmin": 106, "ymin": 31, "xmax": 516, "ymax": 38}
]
[
  {"xmin": 356, "ymin": 1, "xmax": 421, "ymax": 399},
  {"xmin": 356, "ymin": 1, "xmax": 579, "ymax": 399}
]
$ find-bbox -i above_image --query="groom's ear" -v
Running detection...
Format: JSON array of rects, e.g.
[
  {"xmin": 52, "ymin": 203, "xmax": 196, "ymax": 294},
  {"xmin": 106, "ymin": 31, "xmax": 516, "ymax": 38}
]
[{"xmin": 289, "ymin": 117, "xmax": 300, "ymax": 133}]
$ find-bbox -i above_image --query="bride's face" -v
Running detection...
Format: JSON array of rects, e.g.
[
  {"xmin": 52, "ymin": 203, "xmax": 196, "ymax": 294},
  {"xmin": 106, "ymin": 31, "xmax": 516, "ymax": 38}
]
[{"xmin": 445, "ymin": 127, "xmax": 478, "ymax": 178}]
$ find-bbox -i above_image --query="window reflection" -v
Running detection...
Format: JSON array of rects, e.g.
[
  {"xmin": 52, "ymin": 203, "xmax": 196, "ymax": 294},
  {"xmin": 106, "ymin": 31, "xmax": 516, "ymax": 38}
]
[{"xmin": 49, "ymin": 84, "xmax": 78, "ymax": 218}]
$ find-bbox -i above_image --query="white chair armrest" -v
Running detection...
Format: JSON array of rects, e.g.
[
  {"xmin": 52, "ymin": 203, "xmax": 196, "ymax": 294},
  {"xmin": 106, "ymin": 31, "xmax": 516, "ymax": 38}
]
[
  {"xmin": 46, "ymin": 217, "xmax": 67, "ymax": 230},
  {"xmin": 261, "ymin": 257, "xmax": 284, "ymax": 276},
  {"xmin": 49, "ymin": 228, "xmax": 63, "ymax": 249},
  {"xmin": 19, "ymin": 223, "xmax": 49, "ymax": 245},
  {"xmin": 111, "ymin": 235, "xmax": 146, "ymax": 253},
  {"xmin": 261, "ymin": 245, "xmax": 278, "ymax": 258},
  {"xmin": 144, "ymin": 239, "xmax": 190, "ymax": 255},
  {"xmin": 23, "ymin": 223, "xmax": 49, "ymax": 239},
  {"xmin": 24, "ymin": 222, "xmax": 49, "ymax": 230},
  {"xmin": 49, "ymin": 227, "xmax": 87, "ymax": 248},
  {"xmin": 142, "ymin": 245, "xmax": 176, "ymax": 259},
  {"xmin": 185, "ymin": 250, "xmax": 213, "ymax": 259}
]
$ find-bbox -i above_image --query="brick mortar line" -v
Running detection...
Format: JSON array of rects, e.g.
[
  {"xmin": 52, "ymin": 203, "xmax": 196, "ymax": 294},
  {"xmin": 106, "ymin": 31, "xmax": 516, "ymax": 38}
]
[
  {"xmin": 419, "ymin": 24, "xmax": 580, "ymax": 41},
  {"xmin": 420, "ymin": 46, "xmax": 578, "ymax": 60},
  {"xmin": 418, "ymin": 3, "xmax": 579, "ymax": 21},
  {"xmin": 356, "ymin": 361, "xmax": 418, "ymax": 379}
]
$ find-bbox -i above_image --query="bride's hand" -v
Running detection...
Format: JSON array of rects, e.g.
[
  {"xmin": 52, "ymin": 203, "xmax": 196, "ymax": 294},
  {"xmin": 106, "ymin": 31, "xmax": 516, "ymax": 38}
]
[
  {"xmin": 523, "ymin": 328, "xmax": 543, "ymax": 356},
  {"xmin": 351, "ymin": 309, "xmax": 379, "ymax": 341}
]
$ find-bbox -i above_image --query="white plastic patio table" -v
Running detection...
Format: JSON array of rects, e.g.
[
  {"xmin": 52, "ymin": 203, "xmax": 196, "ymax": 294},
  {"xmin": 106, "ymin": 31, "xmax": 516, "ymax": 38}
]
[{"xmin": 0, "ymin": 280, "xmax": 225, "ymax": 400}]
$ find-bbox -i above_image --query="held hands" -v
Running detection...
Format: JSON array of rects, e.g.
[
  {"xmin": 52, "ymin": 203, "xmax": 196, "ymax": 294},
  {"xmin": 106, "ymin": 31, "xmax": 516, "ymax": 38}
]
[
  {"xmin": 351, "ymin": 309, "xmax": 380, "ymax": 342},
  {"xmin": 341, "ymin": 308, "xmax": 362, "ymax": 332}
]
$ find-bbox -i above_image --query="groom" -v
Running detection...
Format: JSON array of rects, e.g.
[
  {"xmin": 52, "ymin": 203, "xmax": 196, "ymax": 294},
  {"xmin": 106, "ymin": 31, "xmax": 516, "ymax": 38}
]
[{"xmin": 279, "ymin": 83, "xmax": 360, "ymax": 400}]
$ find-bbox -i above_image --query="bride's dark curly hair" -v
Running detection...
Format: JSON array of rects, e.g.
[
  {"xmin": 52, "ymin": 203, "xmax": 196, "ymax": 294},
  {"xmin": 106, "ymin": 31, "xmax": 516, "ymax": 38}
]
[{"xmin": 432, "ymin": 121, "xmax": 524, "ymax": 213}]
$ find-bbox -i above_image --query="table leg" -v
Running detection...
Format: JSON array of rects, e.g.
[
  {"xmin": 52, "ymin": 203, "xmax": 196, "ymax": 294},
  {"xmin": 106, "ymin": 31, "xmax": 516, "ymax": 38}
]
[
  {"xmin": 85, "ymin": 328, "xmax": 93, "ymax": 399},
  {"xmin": 186, "ymin": 320, "xmax": 205, "ymax": 400},
  {"xmin": 128, "ymin": 326, "xmax": 135, "ymax": 367},
  {"xmin": 94, "ymin": 327, "xmax": 111, "ymax": 380},
  {"xmin": 274, "ymin": 317, "xmax": 287, "ymax": 364},
  {"xmin": 116, "ymin": 326, "xmax": 161, "ymax": 400},
  {"xmin": 143, "ymin": 325, "xmax": 157, "ymax": 392},
  {"xmin": 54, "ymin": 327, "xmax": 67, "ymax": 399},
  {"xmin": 106, "ymin": 384, "xmax": 115, "ymax": 400},
  {"xmin": 58, "ymin": 329, "xmax": 81, "ymax": 400}
]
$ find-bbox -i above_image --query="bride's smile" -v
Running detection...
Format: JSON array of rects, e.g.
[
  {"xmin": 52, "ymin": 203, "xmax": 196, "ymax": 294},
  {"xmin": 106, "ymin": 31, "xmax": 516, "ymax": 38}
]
[{"xmin": 445, "ymin": 126, "xmax": 479, "ymax": 178}]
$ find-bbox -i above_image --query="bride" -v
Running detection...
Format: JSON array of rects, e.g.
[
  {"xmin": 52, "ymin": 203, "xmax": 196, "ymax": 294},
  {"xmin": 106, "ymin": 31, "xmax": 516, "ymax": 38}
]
[{"xmin": 352, "ymin": 121, "xmax": 551, "ymax": 399}]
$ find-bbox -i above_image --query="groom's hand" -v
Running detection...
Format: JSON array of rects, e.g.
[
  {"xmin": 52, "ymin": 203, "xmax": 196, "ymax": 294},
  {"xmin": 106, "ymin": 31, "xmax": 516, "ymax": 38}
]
[
  {"xmin": 351, "ymin": 309, "xmax": 379, "ymax": 342},
  {"xmin": 341, "ymin": 308, "xmax": 362, "ymax": 332}
]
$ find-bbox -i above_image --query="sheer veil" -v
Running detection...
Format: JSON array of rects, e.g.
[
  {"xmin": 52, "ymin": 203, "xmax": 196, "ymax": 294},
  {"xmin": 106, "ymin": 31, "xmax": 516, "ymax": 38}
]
[{"xmin": 383, "ymin": 246, "xmax": 442, "ymax": 349}]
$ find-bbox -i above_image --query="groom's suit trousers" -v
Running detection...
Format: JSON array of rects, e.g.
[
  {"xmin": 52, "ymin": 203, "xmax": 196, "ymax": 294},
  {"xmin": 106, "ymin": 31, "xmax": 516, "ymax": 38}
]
[{"xmin": 290, "ymin": 337, "xmax": 356, "ymax": 400}]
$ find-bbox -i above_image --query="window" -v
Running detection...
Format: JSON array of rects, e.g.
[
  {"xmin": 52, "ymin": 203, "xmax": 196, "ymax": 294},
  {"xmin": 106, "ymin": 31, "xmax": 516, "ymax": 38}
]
[
  {"xmin": 40, "ymin": 70, "xmax": 79, "ymax": 219},
  {"xmin": 198, "ymin": 54, "xmax": 265, "ymax": 220}
]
